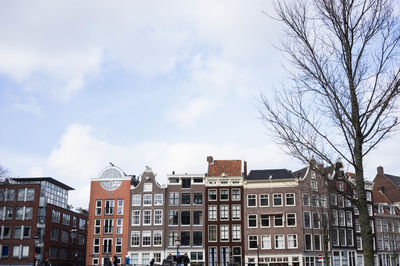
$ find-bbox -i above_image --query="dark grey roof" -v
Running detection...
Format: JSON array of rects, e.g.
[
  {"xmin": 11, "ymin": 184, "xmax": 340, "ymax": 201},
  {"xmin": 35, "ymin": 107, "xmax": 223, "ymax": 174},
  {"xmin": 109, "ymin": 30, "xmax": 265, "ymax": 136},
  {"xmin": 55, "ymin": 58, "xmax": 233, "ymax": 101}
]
[
  {"xmin": 386, "ymin": 174, "xmax": 400, "ymax": 187},
  {"xmin": 247, "ymin": 169, "xmax": 294, "ymax": 180},
  {"xmin": 293, "ymin": 167, "xmax": 307, "ymax": 179},
  {"xmin": 11, "ymin": 177, "xmax": 74, "ymax": 190}
]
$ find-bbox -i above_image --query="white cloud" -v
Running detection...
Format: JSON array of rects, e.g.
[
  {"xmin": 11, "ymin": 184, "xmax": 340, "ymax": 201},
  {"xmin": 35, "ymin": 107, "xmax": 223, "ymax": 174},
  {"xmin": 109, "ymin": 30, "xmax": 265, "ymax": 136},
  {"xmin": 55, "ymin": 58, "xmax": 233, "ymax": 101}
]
[{"xmin": 12, "ymin": 97, "xmax": 42, "ymax": 115}]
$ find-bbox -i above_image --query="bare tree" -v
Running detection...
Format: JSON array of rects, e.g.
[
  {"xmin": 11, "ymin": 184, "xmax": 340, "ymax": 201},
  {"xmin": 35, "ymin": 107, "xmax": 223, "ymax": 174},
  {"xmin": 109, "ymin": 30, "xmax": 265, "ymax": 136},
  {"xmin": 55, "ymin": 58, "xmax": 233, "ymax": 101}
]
[
  {"xmin": 260, "ymin": 0, "xmax": 400, "ymax": 265},
  {"xmin": 0, "ymin": 164, "xmax": 8, "ymax": 179}
]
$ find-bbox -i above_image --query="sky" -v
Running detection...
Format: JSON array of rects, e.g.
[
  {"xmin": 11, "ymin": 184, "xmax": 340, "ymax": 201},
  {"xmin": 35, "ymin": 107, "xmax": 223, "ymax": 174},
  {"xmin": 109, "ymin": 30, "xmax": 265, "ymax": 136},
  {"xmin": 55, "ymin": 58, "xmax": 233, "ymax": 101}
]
[{"xmin": 0, "ymin": 0, "xmax": 399, "ymax": 209}]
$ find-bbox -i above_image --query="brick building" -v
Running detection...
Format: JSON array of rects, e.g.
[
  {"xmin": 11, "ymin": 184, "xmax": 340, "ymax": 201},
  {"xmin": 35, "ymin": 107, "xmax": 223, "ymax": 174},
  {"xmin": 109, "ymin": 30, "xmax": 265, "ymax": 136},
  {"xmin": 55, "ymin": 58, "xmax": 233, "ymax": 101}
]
[
  {"xmin": 128, "ymin": 166, "xmax": 166, "ymax": 265},
  {"xmin": 86, "ymin": 165, "xmax": 133, "ymax": 266},
  {"xmin": 205, "ymin": 157, "xmax": 245, "ymax": 266},
  {"xmin": 0, "ymin": 177, "xmax": 87, "ymax": 266}
]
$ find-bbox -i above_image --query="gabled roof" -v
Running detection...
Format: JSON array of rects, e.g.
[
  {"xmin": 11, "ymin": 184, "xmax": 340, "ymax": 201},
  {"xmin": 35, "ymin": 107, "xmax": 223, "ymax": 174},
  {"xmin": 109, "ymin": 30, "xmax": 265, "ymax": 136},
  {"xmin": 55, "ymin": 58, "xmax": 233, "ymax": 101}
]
[
  {"xmin": 208, "ymin": 160, "xmax": 242, "ymax": 177},
  {"xmin": 293, "ymin": 167, "xmax": 307, "ymax": 179},
  {"xmin": 246, "ymin": 169, "xmax": 294, "ymax": 180},
  {"xmin": 386, "ymin": 174, "xmax": 400, "ymax": 187}
]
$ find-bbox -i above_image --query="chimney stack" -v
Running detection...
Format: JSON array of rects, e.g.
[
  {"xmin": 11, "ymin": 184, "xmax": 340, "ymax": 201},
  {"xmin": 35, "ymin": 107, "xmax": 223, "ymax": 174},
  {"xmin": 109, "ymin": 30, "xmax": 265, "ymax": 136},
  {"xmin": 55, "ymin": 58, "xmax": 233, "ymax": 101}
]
[
  {"xmin": 207, "ymin": 156, "xmax": 214, "ymax": 164},
  {"xmin": 243, "ymin": 161, "xmax": 247, "ymax": 177},
  {"xmin": 377, "ymin": 166, "xmax": 384, "ymax": 174}
]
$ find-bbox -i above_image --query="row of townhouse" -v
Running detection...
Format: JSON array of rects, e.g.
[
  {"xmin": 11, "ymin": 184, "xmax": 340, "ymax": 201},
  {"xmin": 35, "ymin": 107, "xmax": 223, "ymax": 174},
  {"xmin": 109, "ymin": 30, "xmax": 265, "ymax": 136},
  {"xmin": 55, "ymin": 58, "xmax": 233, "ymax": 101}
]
[{"xmin": 85, "ymin": 157, "xmax": 400, "ymax": 266}]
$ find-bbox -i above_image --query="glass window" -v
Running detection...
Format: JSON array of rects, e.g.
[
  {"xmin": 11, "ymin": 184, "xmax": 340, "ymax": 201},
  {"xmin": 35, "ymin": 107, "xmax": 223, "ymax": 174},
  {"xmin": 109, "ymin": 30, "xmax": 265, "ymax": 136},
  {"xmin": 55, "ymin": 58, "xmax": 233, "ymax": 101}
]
[
  {"xmin": 208, "ymin": 206, "xmax": 217, "ymax": 220},
  {"xmin": 26, "ymin": 188, "xmax": 34, "ymax": 200},
  {"xmin": 52, "ymin": 210, "xmax": 60, "ymax": 223},
  {"xmin": 193, "ymin": 211, "xmax": 203, "ymax": 225},
  {"xmin": 274, "ymin": 214, "xmax": 283, "ymax": 227},
  {"xmin": 232, "ymin": 225, "xmax": 241, "ymax": 241},
  {"xmin": 232, "ymin": 189, "xmax": 241, "ymax": 200},
  {"xmin": 143, "ymin": 210, "xmax": 151, "ymax": 225},
  {"xmin": 103, "ymin": 238, "xmax": 112, "ymax": 254},
  {"xmin": 153, "ymin": 231, "xmax": 162, "ymax": 246},
  {"xmin": 273, "ymin": 194, "xmax": 282, "ymax": 206},
  {"xmin": 287, "ymin": 213, "xmax": 296, "ymax": 227},
  {"xmin": 142, "ymin": 231, "xmax": 151, "ymax": 246},
  {"xmin": 248, "ymin": 214, "xmax": 257, "ymax": 227},
  {"xmin": 194, "ymin": 193, "xmax": 203, "ymax": 204},
  {"xmin": 94, "ymin": 219, "xmax": 101, "ymax": 234},
  {"xmin": 193, "ymin": 231, "xmax": 202, "ymax": 246},
  {"xmin": 262, "ymin": 235, "xmax": 271, "ymax": 249},
  {"xmin": 232, "ymin": 205, "xmax": 241, "ymax": 220},
  {"xmin": 220, "ymin": 189, "xmax": 229, "ymax": 200},
  {"xmin": 154, "ymin": 194, "xmax": 163, "ymax": 205},
  {"xmin": 62, "ymin": 213, "xmax": 70, "ymax": 225},
  {"xmin": 16, "ymin": 207, "xmax": 24, "ymax": 220},
  {"xmin": 7, "ymin": 189, "xmax": 15, "ymax": 201},
  {"xmin": 261, "ymin": 214, "xmax": 270, "ymax": 227},
  {"xmin": 313, "ymin": 212, "xmax": 320, "ymax": 228},
  {"xmin": 314, "ymin": 235, "xmax": 321, "ymax": 250},
  {"xmin": 131, "ymin": 232, "xmax": 140, "ymax": 247},
  {"xmin": 305, "ymin": 234, "xmax": 312, "ymax": 250},
  {"xmin": 14, "ymin": 226, "xmax": 22, "ymax": 239},
  {"xmin": 220, "ymin": 205, "xmax": 229, "ymax": 220},
  {"xmin": 247, "ymin": 194, "xmax": 257, "ymax": 207},
  {"xmin": 304, "ymin": 212, "xmax": 311, "ymax": 228},
  {"xmin": 285, "ymin": 193, "xmax": 295, "ymax": 206},
  {"xmin": 168, "ymin": 231, "xmax": 178, "ymax": 246},
  {"xmin": 17, "ymin": 189, "xmax": 25, "ymax": 201},
  {"xmin": 168, "ymin": 210, "xmax": 178, "ymax": 225},
  {"xmin": 181, "ymin": 231, "xmax": 190, "ymax": 246},
  {"xmin": 181, "ymin": 211, "xmax": 190, "ymax": 225},
  {"xmin": 288, "ymin": 234, "xmax": 297, "ymax": 248},
  {"xmin": 117, "ymin": 199, "xmax": 124, "ymax": 215},
  {"xmin": 220, "ymin": 225, "xmax": 229, "ymax": 241},
  {"xmin": 132, "ymin": 210, "xmax": 140, "ymax": 225},
  {"xmin": 208, "ymin": 190, "xmax": 217, "ymax": 201},
  {"xmin": 275, "ymin": 235, "xmax": 285, "ymax": 249},
  {"xmin": 303, "ymin": 194, "xmax": 310, "ymax": 206},
  {"xmin": 182, "ymin": 178, "xmax": 191, "ymax": 188},
  {"xmin": 132, "ymin": 195, "xmax": 141, "ymax": 206},
  {"xmin": 143, "ymin": 183, "xmax": 152, "ymax": 192},
  {"xmin": 208, "ymin": 226, "xmax": 217, "ymax": 241},
  {"xmin": 143, "ymin": 194, "xmax": 152, "ymax": 206},
  {"xmin": 116, "ymin": 218, "xmax": 123, "ymax": 234},
  {"xmin": 154, "ymin": 210, "xmax": 162, "ymax": 225},
  {"xmin": 104, "ymin": 219, "xmax": 113, "ymax": 234},
  {"xmin": 249, "ymin": 235, "xmax": 258, "ymax": 249},
  {"xmin": 182, "ymin": 193, "xmax": 191, "ymax": 205},
  {"xmin": 95, "ymin": 200, "xmax": 102, "ymax": 215},
  {"xmin": 260, "ymin": 194, "xmax": 269, "ymax": 206},
  {"xmin": 104, "ymin": 200, "xmax": 114, "ymax": 215},
  {"xmin": 169, "ymin": 193, "xmax": 179, "ymax": 205}
]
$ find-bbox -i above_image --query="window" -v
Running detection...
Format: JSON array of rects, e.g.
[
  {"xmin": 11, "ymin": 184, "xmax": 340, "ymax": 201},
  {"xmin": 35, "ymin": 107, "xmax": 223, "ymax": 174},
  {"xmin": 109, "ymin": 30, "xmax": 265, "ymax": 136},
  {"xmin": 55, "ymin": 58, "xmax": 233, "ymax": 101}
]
[
  {"xmin": 287, "ymin": 213, "xmax": 296, "ymax": 227},
  {"xmin": 232, "ymin": 205, "xmax": 241, "ymax": 220},
  {"xmin": 17, "ymin": 189, "xmax": 25, "ymax": 201},
  {"xmin": 339, "ymin": 210, "xmax": 345, "ymax": 226},
  {"xmin": 60, "ymin": 248, "xmax": 68, "ymax": 260},
  {"xmin": 347, "ymin": 229, "xmax": 354, "ymax": 246},
  {"xmin": 260, "ymin": 194, "xmax": 269, "ymax": 206},
  {"xmin": 273, "ymin": 194, "xmax": 282, "ymax": 206},
  {"xmin": 260, "ymin": 214, "xmax": 270, "ymax": 227},
  {"xmin": 208, "ymin": 206, "xmax": 217, "ymax": 220},
  {"xmin": 49, "ymin": 247, "xmax": 57, "ymax": 259},
  {"xmin": 232, "ymin": 225, "xmax": 241, "ymax": 241},
  {"xmin": 26, "ymin": 188, "xmax": 34, "ymax": 201},
  {"xmin": 332, "ymin": 229, "xmax": 339, "ymax": 246},
  {"xmin": 143, "ymin": 183, "xmax": 152, "ymax": 192},
  {"xmin": 132, "ymin": 194, "xmax": 141, "ymax": 206},
  {"xmin": 193, "ymin": 231, "xmax": 202, "ymax": 246},
  {"xmin": 346, "ymin": 211, "xmax": 353, "ymax": 226},
  {"xmin": 193, "ymin": 210, "xmax": 203, "ymax": 225},
  {"xmin": 16, "ymin": 207, "xmax": 23, "ymax": 220},
  {"xmin": 23, "ymin": 226, "xmax": 31, "ymax": 239},
  {"xmin": 249, "ymin": 235, "xmax": 258, "ymax": 249},
  {"xmin": 14, "ymin": 226, "xmax": 22, "ymax": 239},
  {"xmin": 314, "ymin": 235, "xmax": 321, "ymax": 250},
  {"xmin": 208, "ymin": 190, "xmax": 217, "ymax": 201},
  {"xmin": 220, "ymin": 205, "xmax": 229, "ymax": 220},
  {"xmin": 116, "ymin": 218, "xmax": 123, "ymax": 234},
  {"xmin": 303, "ymin": 194, "xmax": 310, "ymax": 206},
  {"xmin": 103, "ymin": 238, "xmax": 112, "ymax": 254},
  {"xmin": 52, "ymin": 210, "xmax": 60, "ymax": 223},
  {"xmin": 168, "ymin": 210, "xmax": 178, "ymax": 225},
  {"xmin": 169, "ymin": 192, "xmax": 179, "ymax": 205},
  {"xmin": 2, "ymin": 226, "xmax": 11, "ymax": 239},
  {"xmin": 339, "ymin": 228, "xmax": 346, "ymax": 246},
  {"xmin": 313, "ymin": 212, "xmax": 320, "ymax": 228},
  {"xmin": 248, "ymin": 214, "xmax": 257, "ymax": 228},
  {"xmin": 6, "ymin": 189, "xmax": 15, "ymax": 201},
  {"xmin": 115, "ymin": 237, "xmax": 122, "ymax": 253},
  {"xmin": 153, "ymin": 231, "xmax": 162, "ymax": 246},
  {"xmin": 376, "ymin": 219, "xmax": 382, "ymax": 232},
  {"xmin": 330, "ymin": 193, "xmax": 337, "ymax": 206},
  {"xmin": 356, "ymin": 236, "xmax": 362, "ymax": 250},
  {"xmin": 181, "ymin": 211, "xmax": 190, "ymax": 225},
  {"xmin": 79, "ymin": 218, "xmax": 87, "ymax": 229},
  {"xmin": 181, "ymin": 193, "xmax": 191, "ymax": 205},
  {"xmin": 366, "ymin": 191, "xmax": 372, "ymax": 201},
  {"xmin": 93, "ymin": 238, "xmax": 100, "ymax": 253},
  {"xmin": 143, "ymin": 210, "xmax": 151, "ymax": 225},
  {"xmin": 1, "ymin": 245, "xmax": 8, "ymax": 257},
  {"xmin": 321, "ymin": 196, "xmax": 327, "ymax": 208},
  {"xmin": 368, "ymin": 204, "xmax": 373, "ymax": 216},
  {"xmin": 154, "ymin": 194, "xmax": 163, "ymax": 205},
  {"xmin": 208, "ymin": 225, "xmax": 217, "ymax": 241},
  {"xmin": 311, "ymin": 195, "xmax": 319, "ymax": 207},
  {"xmin": 288, "ymin": 234, "xmax": 298, "ymax": 248},
  {"xmin": 193, "ymin": 177, "xmax": 203, "ymax": 183},
  {"xmin": 104, "ymin": 219, "xmax": 113, "ymax": 234},
  {"xmin": 275, "ymin": 235, "xmax": 285, "ymax": 249},
  {"xmin": 355, "ymin": 219, "xmax": 360, "ymax": 232},
  {"xmin": 232, "ymin": 188, "xmax": 241, "ymax": 200},
  {"xmin": 154, "ymin": 210, "xmax": 162, "ymax": 225},
  {"xmin": 220, "ymin": 189, "xmax": 229, "ymax": 200},
  {"xmin": 62, "ymin": 213, "xmax": 70, "ymax": 225},
  {"xmin": 96, "ymin": 200, "xmax": 102, "ymax": 215},
  {"xmin": 261, "ymin": 235, "xmax": 271, "ymax": 249},
  {"xmin": 182, "ymin": 178, "xmax": 191, "ymax": 188},
  {"xmin": 305, "ymin": 234, "xmax": 312, "ymax": 250},
  {"xmin": 132, "ymin": 210, "xmax": 140, "ymax": 225},
  {"xmin": 274, "ymin": 214, "xmax": 283, "ymax": 227},
  {"xmin": 114, "ymin": 200, "xmax": 123, "ymax": 215},
  {"xmin": 220, "ymin": 225, "xmax": 229, "ymax": 241},
  {"xmin": 131, "ymin": 231, "xmax": 140, "ymax": 247},
  {"xmin": 194, "ymin": 193, "xmax": 203, "ymax": 204},
  {"xmin": 338, "ymin": 195, "xmax": 344, "ymax": 207},
  {"xmin": 168, "ymin": 231, "xmax": 178, "ymax": 246},
  {"xmin": 304, "ymin": 212, "xmax": 311, "ymax": 228},
  {"xmin": 104, "ymin": 200, "xmax": 114, "ymax": 215},
  {"xmin": 61, "ymin": 230, "xmax": 69, "ymax": 242},
  {"xmin": 142, "ymin": 231, "xmax": 151, "ymax": 246},
  {"xmin": 247, "ymin": 194, "xmax": 257, "ymax": 207},
  {"xmin": 25, "ymin": 206, "xmax": 33, "ymax": 220},
  {"xmin": 311, "ymin": 180, "xmax": 318, "ymax": 191},
  {"xmin": 143, "ymin": 194, "xmax": 152, "ymax": 206},
  {"xmin": 94, "ymin": 219, "xmax": 101, "ymax": 234},
  {"xmin": 50, "ymin": 228, "xmax": 59, "ymax": 241},
  {"xmin": 286, "ymin": 193, "xmax": 295, "ymax": 206}
]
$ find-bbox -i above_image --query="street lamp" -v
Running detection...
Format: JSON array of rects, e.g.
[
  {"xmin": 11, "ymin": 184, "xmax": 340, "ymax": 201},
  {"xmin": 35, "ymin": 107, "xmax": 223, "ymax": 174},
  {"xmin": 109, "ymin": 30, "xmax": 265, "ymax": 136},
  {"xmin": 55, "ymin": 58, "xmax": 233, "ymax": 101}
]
[{"xmin": 69, "ymin": 228, "xmax": 78, "ymax": 266}]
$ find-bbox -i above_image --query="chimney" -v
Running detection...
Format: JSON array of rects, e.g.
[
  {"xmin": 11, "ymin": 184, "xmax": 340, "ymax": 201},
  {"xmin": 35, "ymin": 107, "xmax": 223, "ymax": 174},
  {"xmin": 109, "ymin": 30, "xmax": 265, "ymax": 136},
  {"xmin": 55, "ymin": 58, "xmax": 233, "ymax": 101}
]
[
  {"xmin": 207, "ymin": 156, "xmax": 214, "ymax": 164},
  {"xmin": 377, "ymin": 166, "xmax": 384, "ymax": 174},
  {"xmin": 243, "ymin": 161, "xmax": 247, "ymax": 177}
]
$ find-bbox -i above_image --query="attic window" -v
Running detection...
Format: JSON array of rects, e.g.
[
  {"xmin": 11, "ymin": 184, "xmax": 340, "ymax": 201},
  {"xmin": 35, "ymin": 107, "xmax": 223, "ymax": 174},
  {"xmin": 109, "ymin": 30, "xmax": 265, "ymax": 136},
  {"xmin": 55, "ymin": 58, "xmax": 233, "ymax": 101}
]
[{"xmin": 311, "ymin": 171, "xmax": 316, "ymax": 179}]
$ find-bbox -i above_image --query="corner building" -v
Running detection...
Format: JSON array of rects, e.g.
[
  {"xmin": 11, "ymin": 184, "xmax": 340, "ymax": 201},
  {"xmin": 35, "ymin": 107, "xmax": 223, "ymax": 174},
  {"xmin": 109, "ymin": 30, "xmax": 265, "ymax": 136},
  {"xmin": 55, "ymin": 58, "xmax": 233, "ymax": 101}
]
[{"xmin": 86, "ymin": 165, "xmax": 133, "ymax": 266}]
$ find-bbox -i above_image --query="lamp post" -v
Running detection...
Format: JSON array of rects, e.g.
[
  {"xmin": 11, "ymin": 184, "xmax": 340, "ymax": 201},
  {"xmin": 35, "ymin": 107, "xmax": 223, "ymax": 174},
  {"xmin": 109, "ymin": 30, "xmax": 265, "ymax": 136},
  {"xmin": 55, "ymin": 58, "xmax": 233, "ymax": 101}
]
[{"xmin": 69, "ymin": 228, "xmax": 78, "ymax": 266}]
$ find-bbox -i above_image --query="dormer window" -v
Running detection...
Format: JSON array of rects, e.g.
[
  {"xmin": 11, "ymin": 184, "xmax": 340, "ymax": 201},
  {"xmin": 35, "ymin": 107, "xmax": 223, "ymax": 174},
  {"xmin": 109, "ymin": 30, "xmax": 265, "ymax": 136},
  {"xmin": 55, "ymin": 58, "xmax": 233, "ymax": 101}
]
[{"xmin": 182, "ymin": 178, "xmax": 191, "ymax": 189}]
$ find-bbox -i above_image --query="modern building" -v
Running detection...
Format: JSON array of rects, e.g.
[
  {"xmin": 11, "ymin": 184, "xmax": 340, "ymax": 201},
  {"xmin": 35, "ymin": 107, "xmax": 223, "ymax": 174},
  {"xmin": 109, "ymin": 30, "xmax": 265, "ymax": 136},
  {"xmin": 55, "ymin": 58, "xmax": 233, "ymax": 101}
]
[
  {"xmin": 128, "ymin": 166, "xmax": 166, "ymax": 265},
  {"xmin": 205, "ymin": 157, "xmax": 245, "ymax": 266},
  {"xmin": 85, "ymin": 165, "xmax": 133, "ymax": 266},
  {"xmin": 0, "ymin": 177, "xmax": 87, "ymax": 266},
  {"xmin": 165, "ymin": 171, "xmax": 206, "ymax": 265}
]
